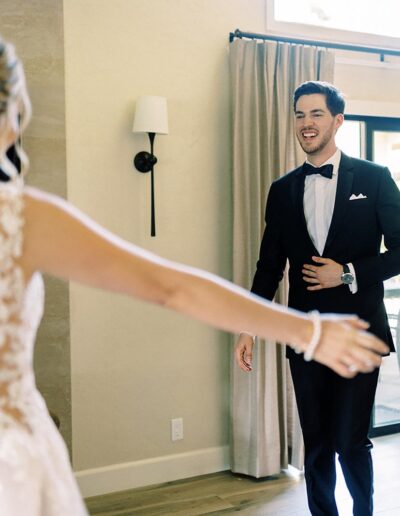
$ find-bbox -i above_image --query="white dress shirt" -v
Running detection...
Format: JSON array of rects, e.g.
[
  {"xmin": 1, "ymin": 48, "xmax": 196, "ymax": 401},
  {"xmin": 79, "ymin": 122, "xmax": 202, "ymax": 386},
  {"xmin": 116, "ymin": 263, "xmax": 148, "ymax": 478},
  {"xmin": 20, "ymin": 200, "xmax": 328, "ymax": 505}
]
[{"xmin": 303, "ymin": 148, "xmax": 357, "ymax": 293}]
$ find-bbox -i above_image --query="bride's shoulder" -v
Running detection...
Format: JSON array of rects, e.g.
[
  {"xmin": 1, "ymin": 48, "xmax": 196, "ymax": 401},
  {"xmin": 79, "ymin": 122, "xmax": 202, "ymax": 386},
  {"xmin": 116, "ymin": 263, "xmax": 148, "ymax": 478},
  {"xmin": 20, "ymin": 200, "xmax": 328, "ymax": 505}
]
[
  {"xmin": 23, "ymin": 185, "xmax": 74, "ymax": 204},
  {"xmin": 23, "ymin": 185, "xmax": 58, "ymax": 203},
  {"xmin": 23, "ymin": 187, "xmax": 85, "ymax": 225},
  {"xmin": 23, "ymin": 186, "xmax": 68, "ymax": 216},
  {"xmin": 0, "ymin": 185, "xmax": 68, "ymax": 230}
]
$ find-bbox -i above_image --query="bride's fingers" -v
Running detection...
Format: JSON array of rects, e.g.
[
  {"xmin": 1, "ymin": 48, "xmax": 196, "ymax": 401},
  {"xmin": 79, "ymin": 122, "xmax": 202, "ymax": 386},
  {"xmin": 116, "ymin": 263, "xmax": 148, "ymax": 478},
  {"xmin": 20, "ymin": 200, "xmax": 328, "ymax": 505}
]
[
  {"xmin": 315, "ymin": 322, "xmax": 387, "ymax": 377},
  {"xmin": 354, "ymin": 330, "xmax": 389, "ymax": 354},
  {"xmin": 343, "ymin": 318, "xmax": 370, "ymax": 330},
  {"xmin": 328, "ymin": 350, "xmax": 378, "ymax": 377},
  {"xmin": 336, "ymin": 321, "xmax": 388, "ymax": 354},
  {"xmin": 327, "ymin": 318, "xmax": 389, "ymax": 354},
  {"xmin": 330, "ymin": 360, "xmax": 358, "ymax": 378},
  {"xmin": 344, "ymin": 347, "xmax": 382, "ymax": 369}
]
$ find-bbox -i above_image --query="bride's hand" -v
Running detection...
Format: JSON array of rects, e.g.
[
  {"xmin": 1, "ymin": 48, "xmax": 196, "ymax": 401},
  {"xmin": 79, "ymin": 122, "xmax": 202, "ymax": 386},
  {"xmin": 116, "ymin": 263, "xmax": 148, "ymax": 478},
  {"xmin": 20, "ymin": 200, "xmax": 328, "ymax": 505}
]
[{"xmin": 313, "ymin": 315, "xmax": 388, "ymax": 378}]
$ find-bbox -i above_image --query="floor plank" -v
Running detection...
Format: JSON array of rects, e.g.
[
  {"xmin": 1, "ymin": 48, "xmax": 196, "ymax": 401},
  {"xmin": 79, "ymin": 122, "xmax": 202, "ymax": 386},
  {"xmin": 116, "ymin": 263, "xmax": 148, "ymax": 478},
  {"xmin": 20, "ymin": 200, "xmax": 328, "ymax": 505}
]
[{"xmin": 85, "ymin": 434, "xmax": 400, "ymax": 515}]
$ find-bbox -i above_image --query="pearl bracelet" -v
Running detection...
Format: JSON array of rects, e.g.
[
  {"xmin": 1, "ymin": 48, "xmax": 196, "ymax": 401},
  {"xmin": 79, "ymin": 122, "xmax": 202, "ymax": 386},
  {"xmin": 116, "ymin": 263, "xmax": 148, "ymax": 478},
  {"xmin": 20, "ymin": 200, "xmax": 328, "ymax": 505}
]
[{"xmin": 304, "ymin": 310, "xmax": 322, "ymax": 362}]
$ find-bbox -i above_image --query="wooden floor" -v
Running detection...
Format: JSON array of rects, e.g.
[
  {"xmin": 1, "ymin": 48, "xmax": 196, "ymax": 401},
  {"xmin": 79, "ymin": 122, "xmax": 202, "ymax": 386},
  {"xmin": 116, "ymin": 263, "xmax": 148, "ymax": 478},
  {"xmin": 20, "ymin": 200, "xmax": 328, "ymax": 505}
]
[{"xmin": 85, "ymin": 434, "xmax": 400, "ymax": 515}]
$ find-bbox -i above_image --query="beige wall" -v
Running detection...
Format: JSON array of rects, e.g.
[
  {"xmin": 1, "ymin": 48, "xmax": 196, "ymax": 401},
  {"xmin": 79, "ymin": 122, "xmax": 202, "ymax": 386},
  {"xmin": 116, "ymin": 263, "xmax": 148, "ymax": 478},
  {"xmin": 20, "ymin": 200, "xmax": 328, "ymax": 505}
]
[
  {"xmin": 335, "ymin": 52, "xmax": 400, "ymax": 111},
  {"xmin": 63, "ymin": 0, "xmax": 267, "ymax": 471}
]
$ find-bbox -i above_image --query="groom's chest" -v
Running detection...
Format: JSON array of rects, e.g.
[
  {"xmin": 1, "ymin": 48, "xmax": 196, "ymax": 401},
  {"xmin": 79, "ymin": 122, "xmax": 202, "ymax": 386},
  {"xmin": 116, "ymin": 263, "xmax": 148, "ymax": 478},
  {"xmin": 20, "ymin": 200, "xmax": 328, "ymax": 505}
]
[{"xmin": 277, "ymin": 172, "xmax": 377, "ymax": 249}]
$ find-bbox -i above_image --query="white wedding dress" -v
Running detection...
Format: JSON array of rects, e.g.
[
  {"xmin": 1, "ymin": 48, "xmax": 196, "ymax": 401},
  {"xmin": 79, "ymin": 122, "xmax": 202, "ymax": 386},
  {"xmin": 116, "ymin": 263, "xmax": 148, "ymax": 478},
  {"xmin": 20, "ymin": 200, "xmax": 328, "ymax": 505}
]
[{"xmin": 0, "ymin": 182, "xmax": 88, "ymax": 515}]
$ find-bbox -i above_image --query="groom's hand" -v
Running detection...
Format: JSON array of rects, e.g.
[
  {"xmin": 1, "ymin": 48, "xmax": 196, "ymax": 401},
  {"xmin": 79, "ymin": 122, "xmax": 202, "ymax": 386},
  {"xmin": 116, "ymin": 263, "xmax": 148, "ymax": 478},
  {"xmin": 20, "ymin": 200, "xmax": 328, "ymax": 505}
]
[
  {"xmin": 235, "ymin": 334, "xmax": 254, "ymax": 372},
  {"xmin": 302, "ymin": 256, "xmax": 343, "ymax": 291}
]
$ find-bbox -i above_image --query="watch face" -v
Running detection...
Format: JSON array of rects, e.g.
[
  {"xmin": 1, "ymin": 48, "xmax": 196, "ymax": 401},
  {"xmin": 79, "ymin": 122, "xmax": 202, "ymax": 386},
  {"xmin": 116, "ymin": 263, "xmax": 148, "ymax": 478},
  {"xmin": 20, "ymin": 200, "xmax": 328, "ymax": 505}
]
[{"xmin": 342, "ymin": 273, "xmax": 354, "ymax": 285}]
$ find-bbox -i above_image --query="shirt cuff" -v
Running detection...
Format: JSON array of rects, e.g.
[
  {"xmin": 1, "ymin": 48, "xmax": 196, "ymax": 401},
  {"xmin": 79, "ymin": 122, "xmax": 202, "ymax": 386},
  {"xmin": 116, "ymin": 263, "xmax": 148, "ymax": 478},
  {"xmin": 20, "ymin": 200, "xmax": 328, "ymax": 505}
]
[
  {"xmin": 239, "ymin": 332, "xmax": 256, "ymax": 340},
  {"xmin": 347, "ymin": 262, "xmax": 358, "ymax": 294}
]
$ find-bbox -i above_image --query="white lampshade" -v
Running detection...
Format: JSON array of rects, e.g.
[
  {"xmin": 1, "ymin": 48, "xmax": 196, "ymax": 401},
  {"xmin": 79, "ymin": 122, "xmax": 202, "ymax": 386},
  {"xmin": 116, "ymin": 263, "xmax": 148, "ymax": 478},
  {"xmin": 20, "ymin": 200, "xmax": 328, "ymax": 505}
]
[{"xmin": 132, "ymin": 96, "xmax": 169, "ymax": 135}]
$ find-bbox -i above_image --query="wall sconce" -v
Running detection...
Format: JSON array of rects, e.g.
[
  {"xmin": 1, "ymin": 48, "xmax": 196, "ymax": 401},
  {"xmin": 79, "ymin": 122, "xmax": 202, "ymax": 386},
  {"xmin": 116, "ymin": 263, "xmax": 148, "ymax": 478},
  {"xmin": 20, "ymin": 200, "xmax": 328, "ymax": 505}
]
[{"xmin": 132, "ymin": 96, "xmax": 169, "ymax": 237}]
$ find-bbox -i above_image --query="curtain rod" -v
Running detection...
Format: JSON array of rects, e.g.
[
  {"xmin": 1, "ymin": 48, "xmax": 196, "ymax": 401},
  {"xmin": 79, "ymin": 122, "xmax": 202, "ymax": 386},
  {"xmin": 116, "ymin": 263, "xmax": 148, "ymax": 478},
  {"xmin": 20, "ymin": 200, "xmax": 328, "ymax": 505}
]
[{"xmin": 229, "ymin": 29, "xmax": 400, "ymax": 61}]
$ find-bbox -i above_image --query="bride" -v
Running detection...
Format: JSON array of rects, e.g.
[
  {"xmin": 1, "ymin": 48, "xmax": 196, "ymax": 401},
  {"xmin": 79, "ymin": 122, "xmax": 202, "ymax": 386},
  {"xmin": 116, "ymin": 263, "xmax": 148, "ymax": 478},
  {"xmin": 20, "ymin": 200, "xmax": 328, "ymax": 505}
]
[{"xmin": 0, "ymin": 36, "xmax": 387, "ymax": 515}]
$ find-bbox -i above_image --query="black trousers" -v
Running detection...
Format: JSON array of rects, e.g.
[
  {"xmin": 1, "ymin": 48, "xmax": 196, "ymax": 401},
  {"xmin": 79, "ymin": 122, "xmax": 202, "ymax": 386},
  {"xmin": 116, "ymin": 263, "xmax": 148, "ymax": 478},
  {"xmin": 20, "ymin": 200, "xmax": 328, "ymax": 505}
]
[{"xmin": 289, "ymin": 355, "xmax": 380, "ymax": 516}]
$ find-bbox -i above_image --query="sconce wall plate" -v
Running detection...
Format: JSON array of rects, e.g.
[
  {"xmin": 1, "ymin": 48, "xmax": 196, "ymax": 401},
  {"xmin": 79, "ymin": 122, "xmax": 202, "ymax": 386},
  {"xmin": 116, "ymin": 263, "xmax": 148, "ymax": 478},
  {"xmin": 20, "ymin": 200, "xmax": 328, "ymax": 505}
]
[{"xmin": 134, "ymin": 151, "xmax": 157, "ymax": 173}]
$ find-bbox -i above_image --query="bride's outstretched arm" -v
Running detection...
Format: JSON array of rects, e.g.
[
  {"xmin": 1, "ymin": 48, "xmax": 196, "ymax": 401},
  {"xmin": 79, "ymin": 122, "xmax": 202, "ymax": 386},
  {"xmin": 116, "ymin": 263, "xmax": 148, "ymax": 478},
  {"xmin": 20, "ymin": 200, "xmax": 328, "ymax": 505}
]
[{"xmin": 21, "ymin": 187, "xmax": 388, "ymax": 377}]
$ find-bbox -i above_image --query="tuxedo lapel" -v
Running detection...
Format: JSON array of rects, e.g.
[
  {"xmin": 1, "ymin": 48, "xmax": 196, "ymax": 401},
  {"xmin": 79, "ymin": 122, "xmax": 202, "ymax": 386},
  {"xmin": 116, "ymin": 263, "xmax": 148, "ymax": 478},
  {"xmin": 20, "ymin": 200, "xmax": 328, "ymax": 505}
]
[
  {"xmin": 292, "ymin": 167, "xmax": 320, "ymax": 255},
  {"xmin": 324, "ymin": 153, "xmax": 354, "ymax": 254}
]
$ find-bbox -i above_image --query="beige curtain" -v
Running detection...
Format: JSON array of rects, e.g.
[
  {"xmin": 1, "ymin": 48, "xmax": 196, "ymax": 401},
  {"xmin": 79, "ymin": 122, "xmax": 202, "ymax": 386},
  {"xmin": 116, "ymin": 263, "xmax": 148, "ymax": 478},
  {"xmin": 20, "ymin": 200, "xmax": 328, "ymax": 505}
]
[{"xmin": 230, "ymin": 39, "xmax": 334, "ymax": 477}]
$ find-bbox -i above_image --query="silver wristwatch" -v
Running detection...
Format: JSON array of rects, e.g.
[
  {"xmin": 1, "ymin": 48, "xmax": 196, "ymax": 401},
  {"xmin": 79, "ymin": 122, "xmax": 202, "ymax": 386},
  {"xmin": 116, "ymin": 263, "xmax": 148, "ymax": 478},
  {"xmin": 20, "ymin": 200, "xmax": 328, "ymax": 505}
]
[{"xmin": 341, "ymin": 264, "xmax": 354, "ymax": 285}]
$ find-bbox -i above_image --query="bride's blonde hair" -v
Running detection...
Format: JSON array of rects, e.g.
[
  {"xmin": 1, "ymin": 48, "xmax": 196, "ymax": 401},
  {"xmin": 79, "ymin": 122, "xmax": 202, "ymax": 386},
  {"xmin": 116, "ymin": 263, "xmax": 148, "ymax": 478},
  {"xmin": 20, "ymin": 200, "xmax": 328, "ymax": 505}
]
[{"xmin": 0, "ymin": 36, "xmax": 31, "ymax": 178}]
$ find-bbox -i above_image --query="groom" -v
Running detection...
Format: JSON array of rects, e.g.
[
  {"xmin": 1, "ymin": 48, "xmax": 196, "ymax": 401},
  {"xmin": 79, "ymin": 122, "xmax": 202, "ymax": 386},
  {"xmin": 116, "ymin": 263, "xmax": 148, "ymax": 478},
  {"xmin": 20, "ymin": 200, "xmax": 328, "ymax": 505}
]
[{"xmin": 235, "ymin": 81, "xmax": 400, "ymax": 516}]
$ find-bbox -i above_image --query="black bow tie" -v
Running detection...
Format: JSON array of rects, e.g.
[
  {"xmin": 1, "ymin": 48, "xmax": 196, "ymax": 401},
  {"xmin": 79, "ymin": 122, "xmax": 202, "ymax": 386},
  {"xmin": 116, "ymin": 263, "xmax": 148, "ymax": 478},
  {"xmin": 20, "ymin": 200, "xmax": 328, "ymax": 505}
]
[{"xmin": 303, "ymin": 162, "xmax": 333, "ymax": 179}]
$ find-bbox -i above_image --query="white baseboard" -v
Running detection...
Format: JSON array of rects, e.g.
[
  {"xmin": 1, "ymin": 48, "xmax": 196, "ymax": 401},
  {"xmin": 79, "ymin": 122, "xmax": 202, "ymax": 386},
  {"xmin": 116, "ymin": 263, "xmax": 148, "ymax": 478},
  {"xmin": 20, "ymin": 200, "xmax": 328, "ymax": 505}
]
[{"xmin": 75, "ymin": 445, "xmax": 230, "ymax": 498}]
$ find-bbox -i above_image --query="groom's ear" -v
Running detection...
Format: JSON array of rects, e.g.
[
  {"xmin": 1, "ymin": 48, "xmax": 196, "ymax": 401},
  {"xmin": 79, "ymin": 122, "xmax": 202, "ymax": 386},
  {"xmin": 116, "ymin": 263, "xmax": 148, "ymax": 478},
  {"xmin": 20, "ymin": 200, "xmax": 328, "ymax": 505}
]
[{"xmin": 335, "ymin": 113, "xmax": 344, "ymax": 131}]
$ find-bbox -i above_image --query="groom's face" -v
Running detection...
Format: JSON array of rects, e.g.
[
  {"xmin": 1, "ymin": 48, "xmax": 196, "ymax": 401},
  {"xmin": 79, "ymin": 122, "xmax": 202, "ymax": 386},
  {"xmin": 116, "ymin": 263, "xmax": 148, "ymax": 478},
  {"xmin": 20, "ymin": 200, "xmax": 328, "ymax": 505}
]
[{"xmin": 294, "ymin": 93, "xmax": 343, "ymax": 157}]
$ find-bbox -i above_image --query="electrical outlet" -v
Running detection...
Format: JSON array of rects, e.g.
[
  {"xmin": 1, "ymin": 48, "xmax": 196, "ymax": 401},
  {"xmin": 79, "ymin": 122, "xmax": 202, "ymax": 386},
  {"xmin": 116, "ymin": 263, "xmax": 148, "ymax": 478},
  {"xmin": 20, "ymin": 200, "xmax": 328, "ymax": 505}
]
[{"xmin": 171, "ymin": 417, "xmax": 183, "ymax": 441}]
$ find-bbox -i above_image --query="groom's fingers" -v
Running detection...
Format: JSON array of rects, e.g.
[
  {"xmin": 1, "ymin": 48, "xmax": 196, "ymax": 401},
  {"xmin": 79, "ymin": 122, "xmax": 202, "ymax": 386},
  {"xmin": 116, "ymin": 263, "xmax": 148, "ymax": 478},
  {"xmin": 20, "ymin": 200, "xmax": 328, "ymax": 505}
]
[
  {"xmin": 235, "ymin": 344, "xmax": 249, "ymax": 372},
  {"xmin": 303, "ymin": 276, "xmax": 320, "ymax": 283},
  {"xmin": 307, "ymin": 284, "xmax": 323, "ymax": 291},
  {"xmin": 302, "ymin": 265, "xmax": 318, "ymax": 275},
  {"xmin": 235, "ymin": 341, "xmax": 253, "ymax": 372},
  {"xmin": 312, "ymin": 256, "xmax": 332, "ymax": 264}
]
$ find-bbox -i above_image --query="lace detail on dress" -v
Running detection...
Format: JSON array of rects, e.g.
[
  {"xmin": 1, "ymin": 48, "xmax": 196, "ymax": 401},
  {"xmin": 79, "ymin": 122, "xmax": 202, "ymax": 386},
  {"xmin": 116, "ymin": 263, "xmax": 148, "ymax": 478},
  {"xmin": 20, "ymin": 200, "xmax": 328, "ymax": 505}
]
[
  {"xmin": 0, "ymin": 182, "xmax": 88, "ymax": 514},
  {"xmin": 0, "ymin": 181, "xmax": 27, "ymax": 429}
]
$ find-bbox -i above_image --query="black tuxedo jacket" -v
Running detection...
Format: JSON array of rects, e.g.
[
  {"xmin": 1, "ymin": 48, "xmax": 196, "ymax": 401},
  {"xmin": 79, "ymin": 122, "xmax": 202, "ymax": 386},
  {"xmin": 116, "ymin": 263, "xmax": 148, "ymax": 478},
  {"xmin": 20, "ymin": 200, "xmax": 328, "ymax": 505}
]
[{"xmin": 251, "ymin": 153, "xmax": 400, "ymax": 355}]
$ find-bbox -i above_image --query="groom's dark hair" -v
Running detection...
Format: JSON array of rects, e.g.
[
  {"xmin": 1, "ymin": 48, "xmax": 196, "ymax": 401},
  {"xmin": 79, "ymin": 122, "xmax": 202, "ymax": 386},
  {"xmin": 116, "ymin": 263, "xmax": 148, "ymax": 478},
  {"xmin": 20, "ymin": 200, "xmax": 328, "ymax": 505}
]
[{"xmin": 293, "ymin": 81, "xmax": 345, "ymax": 116}]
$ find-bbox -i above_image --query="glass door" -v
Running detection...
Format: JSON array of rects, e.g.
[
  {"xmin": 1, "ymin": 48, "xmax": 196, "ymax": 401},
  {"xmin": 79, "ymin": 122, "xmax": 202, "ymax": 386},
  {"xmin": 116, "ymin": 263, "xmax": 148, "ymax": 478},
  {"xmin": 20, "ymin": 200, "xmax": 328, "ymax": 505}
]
[
  {"xmin": 370, "ymin": 122, "xmax": 400, "ymax": 437},
  {"xmin": 338, "ymin": 116, "xmax": 400, "ymax": 437}
]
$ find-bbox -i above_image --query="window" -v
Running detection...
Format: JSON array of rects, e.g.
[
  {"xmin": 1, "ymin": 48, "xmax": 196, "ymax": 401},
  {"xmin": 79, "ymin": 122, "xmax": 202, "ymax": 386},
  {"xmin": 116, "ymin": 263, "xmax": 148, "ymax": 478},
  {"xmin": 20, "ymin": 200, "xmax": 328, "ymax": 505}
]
[
  {"xmin": 267, "ymin": 0, "xmax": 400, "ymax": 50},
  {"xmin": 335, "ymin": 120, "xmax": 364, "ymax": 159}
]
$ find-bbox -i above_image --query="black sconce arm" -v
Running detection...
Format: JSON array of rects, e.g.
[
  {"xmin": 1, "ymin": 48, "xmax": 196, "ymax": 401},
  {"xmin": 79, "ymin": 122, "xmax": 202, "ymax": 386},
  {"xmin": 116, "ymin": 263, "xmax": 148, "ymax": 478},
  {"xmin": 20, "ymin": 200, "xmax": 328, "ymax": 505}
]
[{"xmin": 133, "ymin": 132, "xmax": 157, "ymax": 236}]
